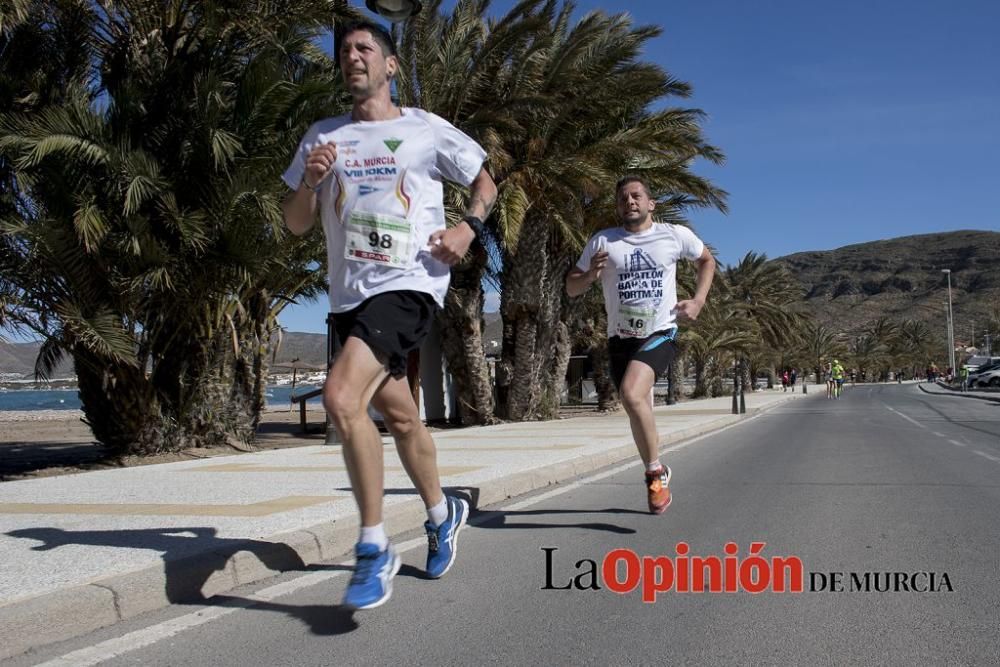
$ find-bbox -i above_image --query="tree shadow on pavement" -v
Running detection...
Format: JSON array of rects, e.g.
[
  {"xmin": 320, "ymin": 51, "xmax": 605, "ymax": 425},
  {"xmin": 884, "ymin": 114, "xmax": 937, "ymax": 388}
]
[
  {"xmin": 6, "ymin": 526, "xmax": 362, "ymax": 635},
  {"xmin": 0, "ymin": 441, "xmax": 110, "ymax": 479},
  {"xmin": 358, "ymin": 486, "xmax": 643, "ymax": 534},
  {"xmin": 472, "ymin": 508, "xmax": 643, "ymax": 535}
]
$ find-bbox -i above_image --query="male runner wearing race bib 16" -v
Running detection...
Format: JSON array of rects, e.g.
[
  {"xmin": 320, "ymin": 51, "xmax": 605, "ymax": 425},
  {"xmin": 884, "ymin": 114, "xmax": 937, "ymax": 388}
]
[
  {"xmin": 566, "ymin": 176, "xmax": 716, "ymax": 514},
  {"xmin": 282, "ymin": 20, "xmax": 497, "ymax": 610}
]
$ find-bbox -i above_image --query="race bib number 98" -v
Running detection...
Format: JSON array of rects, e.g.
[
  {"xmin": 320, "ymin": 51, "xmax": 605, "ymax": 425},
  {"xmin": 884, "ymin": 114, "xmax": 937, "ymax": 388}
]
[{"xmin": 345, "ymin": 211, "xmax": 412, "ymax": 268}]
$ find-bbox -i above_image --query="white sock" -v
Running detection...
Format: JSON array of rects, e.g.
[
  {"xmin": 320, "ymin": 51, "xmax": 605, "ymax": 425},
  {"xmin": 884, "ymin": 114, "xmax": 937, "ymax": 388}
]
[
  {"xmin": 427, "ymin": 497, "xmax": 448, "ymax": 527},
  {"xmin": 646, "ymin": 460, "xmax": 664, "ymax": 473},
  {"xmin": 359, "ymin": 523, "xmax": 388, "ymax": 551}
]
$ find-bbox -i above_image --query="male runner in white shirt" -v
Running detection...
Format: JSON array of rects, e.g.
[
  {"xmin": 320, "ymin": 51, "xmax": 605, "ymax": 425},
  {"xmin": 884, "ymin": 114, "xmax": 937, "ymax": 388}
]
[
  {"xmin": 566, "ymin": 176, "xmax": 715, "ymax": 514},
  {"xmin": 282, "ymin": 20, "xmax": 497, "ymax": 609}
]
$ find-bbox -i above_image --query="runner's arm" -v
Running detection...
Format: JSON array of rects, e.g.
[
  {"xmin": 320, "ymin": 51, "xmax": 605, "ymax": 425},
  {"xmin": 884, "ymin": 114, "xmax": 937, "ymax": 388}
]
[
  {"xmin": 675, "ymin": 247, "xmax": 716, "ymax": 320},
  {"xmin": 429, "ymin": 167, "xmax": 497, "ymax": 265},
  {"xmin": 282, "ymin": 185, "xmax": 319, "ymax": 236},
  {"xmin": 282, "ymin": 142, "xmax": 337, "ymax": 236},
  {"xmin": 565, "ymin": 266, "xmax": 594, "ymax": 297},
  {"xmin": 462, "ymin": 167, "xmax": 497, "ymax": 223},
  {"xmin": 566, "ymin": 250, "xmax": 609, "ymax": 297},
  {"xmin": 691, "ymin": 246, "xmax": 716, "ymax": 304}
]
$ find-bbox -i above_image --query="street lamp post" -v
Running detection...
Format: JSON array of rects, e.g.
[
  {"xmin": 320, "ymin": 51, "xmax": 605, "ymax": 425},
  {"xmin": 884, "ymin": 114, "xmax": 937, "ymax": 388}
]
[
  {"xmin": 942, "ymin": 269, "xmax": 956, "ymax": 374},
  {"xmin": 333, "ymin": 0, "xmax": 422, "ymax": 63},
  {"xmin": 366, "ymin": 0, "xmax": 422, "ymax": 21}
]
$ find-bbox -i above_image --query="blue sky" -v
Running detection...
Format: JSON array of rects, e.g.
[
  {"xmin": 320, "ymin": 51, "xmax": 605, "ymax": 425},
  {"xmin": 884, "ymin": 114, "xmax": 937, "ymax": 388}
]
[{"xmin": 274, "ymin": 0, "xmax": 1000, "ymax": 332}]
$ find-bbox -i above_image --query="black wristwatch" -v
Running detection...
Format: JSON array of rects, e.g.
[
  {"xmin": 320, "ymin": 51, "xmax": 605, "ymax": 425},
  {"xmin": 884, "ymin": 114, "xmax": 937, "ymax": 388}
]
[{"xmin": 461, "ymin": 215, "xmax": 485, "ymax": 240}]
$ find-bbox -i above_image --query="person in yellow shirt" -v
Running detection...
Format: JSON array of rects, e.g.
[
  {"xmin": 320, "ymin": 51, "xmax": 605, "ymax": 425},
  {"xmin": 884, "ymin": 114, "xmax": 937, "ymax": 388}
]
[{"xmin": 831, "ymin": 360, "xmax": 845, "ymax": 398}]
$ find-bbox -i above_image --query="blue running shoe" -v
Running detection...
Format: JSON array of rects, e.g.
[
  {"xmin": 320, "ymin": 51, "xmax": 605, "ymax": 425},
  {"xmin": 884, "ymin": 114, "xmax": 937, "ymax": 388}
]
[
  {"xmin": 424, "ymin": 496, "xmax": 469, "ymax": 579},
  {"xmin": 342, "ymin": 542, "xmax": 401, "ymax": 610}
]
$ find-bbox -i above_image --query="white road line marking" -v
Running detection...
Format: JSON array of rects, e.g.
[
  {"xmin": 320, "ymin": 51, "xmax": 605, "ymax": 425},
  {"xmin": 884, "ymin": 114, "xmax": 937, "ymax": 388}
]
[
  {"xmin": 36, "ymin": 411, "xmax": 765, "ymax": 666},
  {"xmin": 972, "ymin": 450, "xmax": 1000, "ymax": 463},
  {"xmin": 949, "ymin": 440, "xmax": 966, "ymax": 448},
  {"xmin": 32, "ymin": 571, "xmax": 338, "ymax": 667},
  {"xmin": 883, "ymin": 404, "xmax": 926, "ymax": 429},
  {"xmin": 34, "ymin": 534, "xmax": 430, "ymax": 667},
  {"xmin": 932, "ymin": 432, "xmax": 946, "ymax": 438}
]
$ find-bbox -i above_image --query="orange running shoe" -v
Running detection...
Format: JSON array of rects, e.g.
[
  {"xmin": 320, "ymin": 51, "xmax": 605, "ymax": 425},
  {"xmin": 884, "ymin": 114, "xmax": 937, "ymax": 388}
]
[{"xmin": 645, "ymin": 465, "xmax": 672, "ymax": 514}]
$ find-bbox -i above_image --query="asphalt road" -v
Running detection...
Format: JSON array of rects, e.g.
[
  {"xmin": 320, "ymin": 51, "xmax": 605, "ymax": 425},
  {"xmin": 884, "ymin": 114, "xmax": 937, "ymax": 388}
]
[{"xmin": 10, "ymin": 384, "xmax": 1000, "ymax": 666}]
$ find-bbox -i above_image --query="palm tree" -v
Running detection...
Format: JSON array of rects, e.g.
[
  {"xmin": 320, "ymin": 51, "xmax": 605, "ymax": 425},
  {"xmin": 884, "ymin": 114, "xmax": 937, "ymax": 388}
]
[
  {"xmin": 683, "ymin": 298, "xmax": 759, "ymax": 397},
  {"xmin": 394, "ymin": 0, "xmax": 726, "ymax": 422},
  {"xmin": 491, "ymin": 5, "xmax": 726, "ymax": 420},
  {"xmin": 801, "ymin": 320, "xmax": 844, "ymax": 386},
  {"xmin": 898, "ymin": 318, "xmax": 939, "ymax": 378},
  {"xmin": 862, "ymin": 317, "xmax": 900, "ymax": 380},
  {"xmin": 1, "ymin": 1, "xmax": 340, "ymax": 454},
  {"xmin": 393, "ymin": 0, "xmax": 551, "ymax": 424},
  {"xmin": 723, "ymin": 253, "xmax": 805, "ymax": 390}
]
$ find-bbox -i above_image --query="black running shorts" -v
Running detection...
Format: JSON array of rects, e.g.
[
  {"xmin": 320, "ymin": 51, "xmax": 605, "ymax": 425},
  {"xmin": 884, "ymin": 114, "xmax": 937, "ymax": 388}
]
[
  {"xmin": 608, "ymin": 329, "xmax": 678, "ymax": 389},
  {"xmin": 333, "ymin": 290, "xmax": 437, "ymax": 379}
]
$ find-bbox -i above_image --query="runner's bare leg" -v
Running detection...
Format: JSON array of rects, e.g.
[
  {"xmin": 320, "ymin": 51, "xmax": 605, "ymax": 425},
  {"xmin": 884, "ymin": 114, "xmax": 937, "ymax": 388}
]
[
  {"xmin": 324, "ymin": 336, "xmax": 392, "ymax": 526},
  {"xmin": 619, "ymin": 361, "xmax": 660, "ymax": 464}
]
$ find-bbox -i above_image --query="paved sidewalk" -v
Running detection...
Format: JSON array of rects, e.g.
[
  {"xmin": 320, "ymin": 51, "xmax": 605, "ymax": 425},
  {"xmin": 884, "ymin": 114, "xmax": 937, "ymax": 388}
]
[
  {"xmin": 917, "ymin": 380, "xmax": 1000, "ymax": 404},
  {"xmin": 0, "ymin": 389, "xmax": 816, "ymax": 659}
]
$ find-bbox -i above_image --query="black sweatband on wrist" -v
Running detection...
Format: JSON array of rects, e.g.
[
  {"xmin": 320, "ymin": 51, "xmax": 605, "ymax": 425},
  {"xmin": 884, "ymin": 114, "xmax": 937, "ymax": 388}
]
[{"xmin": 461, "ymin": 215, "xmax": 485, "ymax": 239}]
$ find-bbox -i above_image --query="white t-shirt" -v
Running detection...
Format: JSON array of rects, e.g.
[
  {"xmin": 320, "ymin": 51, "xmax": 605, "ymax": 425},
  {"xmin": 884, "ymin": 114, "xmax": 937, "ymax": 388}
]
[
  {"xmin": 283, "ymin": 108, "xmax": 487, "ymax": 312},
  {"xmin": 575, "ymin": 223, "xmax": 706, "ymax": 338}
]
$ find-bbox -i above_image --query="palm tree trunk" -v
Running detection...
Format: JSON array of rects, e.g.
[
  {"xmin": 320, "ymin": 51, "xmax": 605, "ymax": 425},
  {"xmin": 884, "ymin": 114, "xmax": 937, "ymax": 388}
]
[
  {"xmin": 82, "ymin": 318, "xmax": 264, "ymax": 455},
  {"xmin": 500, "ymin": 214, "xmax": 549, "ymax": 420},
  {"xmin": 709, "ymin": 356, "xmax": 727, "ymax": 397},
  {"xmin": 693, "ymin": 355, "xmax": 708, "ymax": 398},
  {"xmin": 743, "ymin": 359, "xmax": 755, "ymax": 393},
  {"xmin": 591, "ymin": 340, "xmax": 619, "ymax": 411},
  {"xmin": 537, "ymin": 318, "xmax": 571, "ymax": 418},
  {"xmin": 439, "ymin": 255, "xmax": 496, "ymax": 425},
  {"xmin": 75, "ymin": 354, "xmax": 160, "ymax": 456},
  {"xmin": 668, "ymin": 356, "xmax": 682, "ymax": 404},
  {"xmin": 508, "ymin": 315, "xmax": 541, "ymax": 420},
  {"xmin": 534, "ymin": 253, "xmax": 574, "ymax": 419}
]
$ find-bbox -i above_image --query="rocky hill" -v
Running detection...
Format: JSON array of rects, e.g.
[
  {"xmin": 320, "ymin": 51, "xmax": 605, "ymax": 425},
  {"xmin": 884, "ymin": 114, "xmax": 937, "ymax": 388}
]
[
  {"xmin": 268, "ymin": 332, "xmax": 328, "ymax": 372},
  {"xmin": 773, "ymin": 229, "xmax": 1000, "ymax": 344},
  {"xmin": 0, "ymin": 323, "xmax": 502, "ymax": 380},
  {"xmin": 0, "ymin": 335, "xmax": 333, "ymax": 381},
  {"xmin": 0, "ymin": 341, "xmax": 75, "ymax": 380}
]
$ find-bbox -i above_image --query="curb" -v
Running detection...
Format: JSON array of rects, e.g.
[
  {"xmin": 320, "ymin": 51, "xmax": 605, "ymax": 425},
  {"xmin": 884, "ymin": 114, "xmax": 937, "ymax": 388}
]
[
  {"xmin": 0, "ymin": 395, "xmax": 799, "ymax": 660},
  {"xmin": 917, "ymin": 383, "xmax": 1000, "ymax": 404}
]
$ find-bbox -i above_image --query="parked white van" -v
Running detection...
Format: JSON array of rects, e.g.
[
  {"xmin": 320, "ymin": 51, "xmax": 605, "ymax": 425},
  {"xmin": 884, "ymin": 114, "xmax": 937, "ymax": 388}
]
[{"xmin": 963, "ymin": 355, "xmax": 1000, "ymax": 373}]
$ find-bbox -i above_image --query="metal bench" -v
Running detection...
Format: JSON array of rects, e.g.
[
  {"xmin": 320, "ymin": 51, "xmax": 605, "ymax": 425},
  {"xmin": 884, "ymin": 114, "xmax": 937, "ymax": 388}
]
[{"xmin": 290, "ymin": 387, "xmax": 324, "ymax": 434}]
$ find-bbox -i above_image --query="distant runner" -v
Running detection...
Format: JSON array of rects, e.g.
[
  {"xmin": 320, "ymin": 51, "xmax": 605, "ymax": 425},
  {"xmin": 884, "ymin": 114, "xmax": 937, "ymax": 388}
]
[
  {"xmin": 831, "ymin": 359, "xmax": 845, "ymax": 398},
  {"xmin": 566, "ymin": 175, "xmax": 716, "ymax": 514}
]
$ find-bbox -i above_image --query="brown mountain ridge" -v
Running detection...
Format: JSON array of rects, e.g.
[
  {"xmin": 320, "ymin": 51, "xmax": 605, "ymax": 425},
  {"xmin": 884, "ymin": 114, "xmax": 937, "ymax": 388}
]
[{"xmin": 773, "ymin": 229, "xmax": 1000, "ymax": 344}]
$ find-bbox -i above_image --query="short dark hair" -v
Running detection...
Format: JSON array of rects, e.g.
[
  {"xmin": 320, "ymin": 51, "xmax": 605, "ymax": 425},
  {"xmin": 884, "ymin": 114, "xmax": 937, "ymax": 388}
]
[
  {"xmin": 616, "ymin": 175, "xmax": 652, "ymax": 198},
  {"xmin": 339, "ymin": 20, "xmax": 397, "ymax": 58}
]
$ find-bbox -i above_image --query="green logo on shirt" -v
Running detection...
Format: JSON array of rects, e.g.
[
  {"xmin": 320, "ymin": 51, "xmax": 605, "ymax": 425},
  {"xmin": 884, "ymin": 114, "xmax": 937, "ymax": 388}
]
[{"xmin": 384, "ymin": 138, "xmax": 403, "ymax": 152}]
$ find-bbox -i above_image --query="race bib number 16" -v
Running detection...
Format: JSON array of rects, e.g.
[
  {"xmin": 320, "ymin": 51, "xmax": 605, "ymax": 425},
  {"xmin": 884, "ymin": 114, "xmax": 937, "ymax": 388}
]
[
  {"xmin": 616, "ymin": 305, "xmax": 656, "ymax": 338},
  {"xmin": 345, "ymin": 211, "xmax": 412, "ymax": 268}
]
